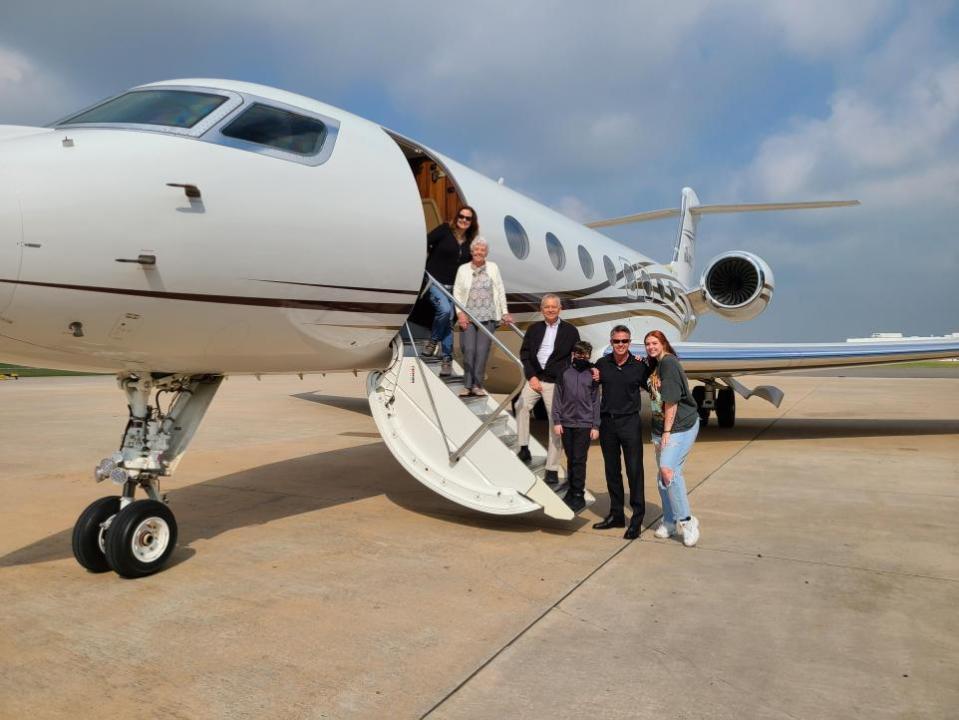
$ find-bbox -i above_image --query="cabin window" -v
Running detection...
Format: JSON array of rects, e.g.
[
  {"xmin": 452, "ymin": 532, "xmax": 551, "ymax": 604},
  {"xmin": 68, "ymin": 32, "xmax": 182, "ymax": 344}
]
[
  {"xmin": 504, "ymin": 216, "xmax": 529, "ymax": 260},
  {"xmin": 603, "ymin": 255, "xmax": 617, "ymax": 288},
  {"xmin": 60, "ymin": 90, "xmax": 228, "ymax": 129},
  {"xmin": 221, "ymin": 104, "xmax": 327, "ymax": 155},
  {"xmin": 545, "ymin": 233, "xmax": 565, "ymax": 270},
  {"xmin": 578, "ymin": 245, "xmax": 594, "ymax": 278}
]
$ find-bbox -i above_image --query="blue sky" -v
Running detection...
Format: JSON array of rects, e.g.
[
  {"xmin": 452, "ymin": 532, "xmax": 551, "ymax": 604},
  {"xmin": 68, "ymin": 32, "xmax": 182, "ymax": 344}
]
[{"xmin": 2, "ymin": 1, "xmax": 957, "ymax": 341}]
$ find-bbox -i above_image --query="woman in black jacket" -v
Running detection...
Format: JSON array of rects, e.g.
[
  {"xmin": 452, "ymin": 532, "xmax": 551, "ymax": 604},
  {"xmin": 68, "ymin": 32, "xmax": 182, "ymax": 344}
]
[{"xmin": 423, "ymin": 206, "xmax": 478, "ymax": 376}]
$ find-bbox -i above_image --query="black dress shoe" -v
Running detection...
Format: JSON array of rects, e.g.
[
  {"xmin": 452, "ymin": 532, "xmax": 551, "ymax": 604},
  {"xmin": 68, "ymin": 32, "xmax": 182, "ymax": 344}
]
[
  {"xmin": 517, "ymin": 446, "xmax": 532, "ymax": 463},
  {"xmin": 543, "ymin": 470, "xmax": 559, "ymax": 486},
  {"xmin": 592, "ymin": 514, "xmax": 626, "ymax": 530},
  {"xmin": 624, "ymin": 522, "xmax": 641, "ymax": 540},
  {"xmin": 564, "ymin": 496, "xmax": 587, "ymax": 513}
]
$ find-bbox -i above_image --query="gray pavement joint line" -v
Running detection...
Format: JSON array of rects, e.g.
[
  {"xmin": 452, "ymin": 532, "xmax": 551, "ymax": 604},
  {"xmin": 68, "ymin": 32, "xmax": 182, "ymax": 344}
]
[
  {"xmin": 419, "ymin": 386, "xmax": 826, "ymax": 717},
  {"xmin": 418, "ymin": 535, "xmax": 639, "ymax": 719}
]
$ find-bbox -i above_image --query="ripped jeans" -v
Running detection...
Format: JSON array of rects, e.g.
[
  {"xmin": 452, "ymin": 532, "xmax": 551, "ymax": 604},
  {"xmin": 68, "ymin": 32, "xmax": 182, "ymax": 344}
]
[{"xmin": 651, "ymin": 419, "xmax": 699, "ymax": 526}]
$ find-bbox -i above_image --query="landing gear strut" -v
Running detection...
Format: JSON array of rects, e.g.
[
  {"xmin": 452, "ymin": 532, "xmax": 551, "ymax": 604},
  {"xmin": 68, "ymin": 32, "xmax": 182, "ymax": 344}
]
[
  {"xmin": 71, "ymin": 373, "xmax": 222, "ymax": 578},
  {"xmin": 691, "ymin": 382, "xmax": 737, "ymax": 428},
  {"xmin": 692, "ymin": 385, "xmax": 710, "ymax": 426}
]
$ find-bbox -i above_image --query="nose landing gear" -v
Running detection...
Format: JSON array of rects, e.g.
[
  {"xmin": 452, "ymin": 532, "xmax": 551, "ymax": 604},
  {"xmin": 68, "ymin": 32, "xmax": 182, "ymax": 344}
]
[{"xmin": 71, "ymin": 373, "xmax": 222, "ymax": 578}]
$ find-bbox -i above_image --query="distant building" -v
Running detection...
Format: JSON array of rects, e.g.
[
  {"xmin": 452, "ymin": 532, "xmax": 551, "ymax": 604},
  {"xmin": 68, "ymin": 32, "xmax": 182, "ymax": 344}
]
[
  {"xmin": 845, "ymin": 332, "xmax": 959, "ymax": 342},
  {"xmin": 845, "ymin": 332, "xmax": 959, "ymax": 361}
]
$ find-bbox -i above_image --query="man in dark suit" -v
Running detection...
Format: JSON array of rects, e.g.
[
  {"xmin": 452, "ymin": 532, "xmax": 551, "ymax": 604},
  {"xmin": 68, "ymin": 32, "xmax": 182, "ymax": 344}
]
[{"xmin": 516, "ymin": 294, "xmax": 580, "ymax": 484}]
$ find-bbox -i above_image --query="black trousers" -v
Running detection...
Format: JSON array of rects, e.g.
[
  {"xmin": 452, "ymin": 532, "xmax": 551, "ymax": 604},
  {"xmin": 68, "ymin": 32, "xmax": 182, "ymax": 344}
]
[
  {"xmin": 599, "ymin": 412, "xmax": 645, "ymax": 521},
  {"xmin": 561, "ymin": 426, "xmax": 591, "ymax": 500}
]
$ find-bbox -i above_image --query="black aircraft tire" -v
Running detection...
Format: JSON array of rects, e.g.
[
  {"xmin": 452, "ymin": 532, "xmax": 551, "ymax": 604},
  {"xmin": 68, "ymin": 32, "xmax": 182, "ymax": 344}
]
[
  {"xmin": 105, "ymin": 500, "xmax": 178, "ymax": 579},
  {"xmin": 692, "ymin": 385, "xmax": 710, "ymax": 426},
  {"xmin": 72, "ymin": 496, "xmax": 121, "ymax": 573},
  {"xmin": 716, "ymin": 387, "xmax": 736, "ymax": 428}
]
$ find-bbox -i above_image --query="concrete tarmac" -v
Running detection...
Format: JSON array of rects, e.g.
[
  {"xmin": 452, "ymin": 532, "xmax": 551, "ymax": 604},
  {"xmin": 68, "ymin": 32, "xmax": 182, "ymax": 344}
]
[{"xmin": 1, "ymin": 373, "xmax": 957, "ymax": 719}]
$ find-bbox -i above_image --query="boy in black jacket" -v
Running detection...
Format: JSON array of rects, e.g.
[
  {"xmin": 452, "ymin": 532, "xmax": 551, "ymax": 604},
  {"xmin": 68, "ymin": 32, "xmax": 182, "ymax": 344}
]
[{"xmin": 551, "ymin": 341, "xmax": 600, "ymax": 513}]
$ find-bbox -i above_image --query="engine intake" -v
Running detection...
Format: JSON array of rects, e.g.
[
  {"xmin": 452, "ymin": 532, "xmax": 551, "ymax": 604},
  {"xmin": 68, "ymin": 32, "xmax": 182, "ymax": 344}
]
[{"xmin": 692, "ymin": 251, "xmax": 774, "ymax": 322}]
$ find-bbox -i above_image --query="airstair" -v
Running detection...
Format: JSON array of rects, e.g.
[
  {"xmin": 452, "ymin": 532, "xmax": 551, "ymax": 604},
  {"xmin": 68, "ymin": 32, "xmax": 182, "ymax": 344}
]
[{"xmin": 367, "ymin": 278, "xmax": 594, "ymax": 520}]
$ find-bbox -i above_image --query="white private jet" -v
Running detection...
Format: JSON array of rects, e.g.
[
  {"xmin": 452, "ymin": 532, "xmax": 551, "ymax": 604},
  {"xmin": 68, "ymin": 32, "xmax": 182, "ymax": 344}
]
[{"xmin": 2, "ymin": 79, "xmax": 956, "ymax": 577}]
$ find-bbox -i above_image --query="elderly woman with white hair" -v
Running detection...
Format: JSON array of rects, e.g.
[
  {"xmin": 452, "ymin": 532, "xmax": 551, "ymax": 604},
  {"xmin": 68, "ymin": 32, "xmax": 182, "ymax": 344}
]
[{"xmin": 452, "ymin": 237, "xmax": 513, "ymax": 396}]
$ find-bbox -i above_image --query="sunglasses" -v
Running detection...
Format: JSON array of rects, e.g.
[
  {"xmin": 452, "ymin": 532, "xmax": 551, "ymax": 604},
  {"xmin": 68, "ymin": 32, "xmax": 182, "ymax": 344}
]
[
  {"xmin": 457, "ymin": 214, "xmax": 473, "ymax": 222},
  {"xmin": 610, "ymin": 339, "xmax": 631, "ymax": 344}
]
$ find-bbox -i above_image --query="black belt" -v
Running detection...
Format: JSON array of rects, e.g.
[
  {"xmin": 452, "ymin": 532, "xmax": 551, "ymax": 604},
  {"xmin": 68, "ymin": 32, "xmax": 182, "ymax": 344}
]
[{"xmin": 601, "ymin": 411, "xmax": 639, "ymax": 418}]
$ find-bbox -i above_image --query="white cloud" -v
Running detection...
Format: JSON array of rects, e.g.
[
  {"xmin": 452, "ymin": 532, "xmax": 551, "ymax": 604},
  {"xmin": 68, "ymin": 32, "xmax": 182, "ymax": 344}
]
[
  {"xmin": 753, "ymin": 0, "xmax": 896, "ymax": 59},
  {"xmin": 0, "ymin": 45, "xmax": 81, "ymax": 125},
  {"xmin": 553, "ymin": 195, "xmax": 596, "ymax": 224},
  {"xmin": 741, "ymin": 30, "xmax": 959, "ymax": 204}
]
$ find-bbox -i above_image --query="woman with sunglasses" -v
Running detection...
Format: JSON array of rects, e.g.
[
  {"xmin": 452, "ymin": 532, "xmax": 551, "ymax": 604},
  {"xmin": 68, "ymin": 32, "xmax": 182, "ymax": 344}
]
[
  {"xmin": 644, "ymin": 329, "xmax": 701, "ymax": 547},
  {"xmin": 453, "ymin": 238, "xmax": 512, "ymax": 396},
  {"xmin": 424, "ymin": 207, "xmax": 478, "ymax": 376}
]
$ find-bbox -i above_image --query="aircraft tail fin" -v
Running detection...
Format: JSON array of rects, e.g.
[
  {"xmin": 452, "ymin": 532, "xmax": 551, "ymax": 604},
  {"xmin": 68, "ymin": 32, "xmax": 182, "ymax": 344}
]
[{"xmin": 671, "ymin": 187, "xmax": 699, "ymax": 288}]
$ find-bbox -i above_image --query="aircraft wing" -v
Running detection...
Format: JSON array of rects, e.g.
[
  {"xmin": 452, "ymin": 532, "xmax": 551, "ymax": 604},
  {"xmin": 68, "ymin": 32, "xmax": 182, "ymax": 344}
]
[{"xmin": 675, "ymin": 338, "xmax": 959, "ymax": 377}]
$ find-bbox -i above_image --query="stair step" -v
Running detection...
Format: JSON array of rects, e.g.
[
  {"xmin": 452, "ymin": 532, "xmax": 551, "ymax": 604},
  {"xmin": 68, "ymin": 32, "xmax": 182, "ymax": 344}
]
[
  {"xmin": 477, "ymin": 413, "xmax": 509, "ymax": 430},
  {"xmin": 460, "ymin": 394, "xmax": 490, "ymax": 412}
]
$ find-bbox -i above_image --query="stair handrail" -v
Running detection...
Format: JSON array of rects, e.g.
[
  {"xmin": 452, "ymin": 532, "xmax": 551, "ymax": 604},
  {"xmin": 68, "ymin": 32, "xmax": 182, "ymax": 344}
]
[
  {"xmin": 401, "ymin": 320, "xmax": 456, "ymax": 446},
  {"xmin": 423, "ymin": 273, "xmax": 528, "ymax": 465}
]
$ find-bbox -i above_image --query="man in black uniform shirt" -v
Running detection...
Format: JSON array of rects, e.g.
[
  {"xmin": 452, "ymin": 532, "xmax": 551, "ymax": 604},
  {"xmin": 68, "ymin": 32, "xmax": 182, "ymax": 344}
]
[{"xmin": 593, "ymin": 325, "xmax": 651, "ymax": 539}]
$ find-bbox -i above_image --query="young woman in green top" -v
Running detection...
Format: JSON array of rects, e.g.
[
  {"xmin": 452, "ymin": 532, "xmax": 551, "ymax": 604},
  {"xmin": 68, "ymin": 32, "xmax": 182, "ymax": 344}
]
[{"xmin": 645, "ymin": 330, "xmax": 701, "ymax": 547}]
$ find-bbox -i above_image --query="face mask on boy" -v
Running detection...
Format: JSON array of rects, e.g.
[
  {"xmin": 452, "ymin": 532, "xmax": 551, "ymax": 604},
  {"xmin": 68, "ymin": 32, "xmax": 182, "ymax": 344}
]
[{"xmin": 572, "ymin": 358, "xmax": 592, "ymax": 371}]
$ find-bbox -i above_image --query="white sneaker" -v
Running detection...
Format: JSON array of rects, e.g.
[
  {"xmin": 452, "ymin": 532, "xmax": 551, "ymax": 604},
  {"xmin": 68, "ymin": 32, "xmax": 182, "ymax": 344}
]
[
  {"xmin": 653, "ymin": 522, "xmax": 675, "ymax": 539},
  {"xmin": 677, "ymin": 516, "xmax": 700, "ymax": 547}
]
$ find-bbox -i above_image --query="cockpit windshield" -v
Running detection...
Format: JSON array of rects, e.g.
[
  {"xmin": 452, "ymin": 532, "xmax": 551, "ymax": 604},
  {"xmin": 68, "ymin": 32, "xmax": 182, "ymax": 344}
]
[{"xmin": 59, "ymin": 90, "xmax": 228, "ymax": 129}]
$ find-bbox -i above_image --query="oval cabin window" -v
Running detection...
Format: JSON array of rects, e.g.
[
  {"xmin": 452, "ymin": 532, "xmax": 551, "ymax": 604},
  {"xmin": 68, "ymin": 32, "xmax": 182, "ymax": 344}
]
[
  {"xmin": 603, "ymin": 255, "xmax": 617, "ymax": 288},
  {"xmin": 504, "ymin": 216, "xmax": 529, "ymax": 260},
  {"xmin": 545, "ymin": 233, "xmax": 565, "ymax": 270},
  {"xmin": 578, "ymin": 245, "xmax": 594, "ymax": 278}
]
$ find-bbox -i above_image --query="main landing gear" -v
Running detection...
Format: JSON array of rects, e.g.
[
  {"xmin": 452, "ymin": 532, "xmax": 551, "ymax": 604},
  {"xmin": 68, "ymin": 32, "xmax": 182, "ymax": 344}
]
[
  {"xmin": 71, "ymin": 373, "xmax": 223, "ymax": 578},
  {"xmin": 692, "ymin": 382, "xmax": 736, "ymax": 428}
]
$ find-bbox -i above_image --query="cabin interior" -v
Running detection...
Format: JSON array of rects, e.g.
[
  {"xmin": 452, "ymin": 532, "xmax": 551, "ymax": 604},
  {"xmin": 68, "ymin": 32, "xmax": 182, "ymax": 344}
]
[{"xmin": 390, "ymin": 135, "xmax": 468, "ymax": 331}]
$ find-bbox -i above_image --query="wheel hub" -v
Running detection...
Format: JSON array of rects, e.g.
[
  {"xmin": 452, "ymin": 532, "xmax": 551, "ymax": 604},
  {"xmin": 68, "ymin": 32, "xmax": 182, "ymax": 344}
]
[{"xmin": 130, "ymin": 516, "xmax": 170, "ymax": 562}]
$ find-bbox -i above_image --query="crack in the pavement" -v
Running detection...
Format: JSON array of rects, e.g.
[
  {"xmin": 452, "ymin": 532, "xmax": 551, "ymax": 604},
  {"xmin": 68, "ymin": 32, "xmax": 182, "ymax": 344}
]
[{"xmin": 418, "ymin": 535, "xmax": 637, "ymax": 718}]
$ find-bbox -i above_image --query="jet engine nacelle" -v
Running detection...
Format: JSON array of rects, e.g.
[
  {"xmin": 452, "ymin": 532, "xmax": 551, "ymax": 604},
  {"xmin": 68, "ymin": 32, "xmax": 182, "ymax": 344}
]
[{"xmin": 689, "ymin": 251, "xmax": 774, "ymax": 322}]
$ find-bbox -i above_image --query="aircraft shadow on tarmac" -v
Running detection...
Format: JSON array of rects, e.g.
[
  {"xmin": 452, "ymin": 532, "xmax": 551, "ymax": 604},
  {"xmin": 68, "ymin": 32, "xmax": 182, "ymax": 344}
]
[
  {"xmin": 6, "ymin": 393, "xmax": 950, "ymax": 571},
  {"xmin": 291, "ymin": 392, "xmax": 372, "ymax": 416},
  {"xmin": 0, "ymin": 439, "xmax": 603, "ymax": 572}
]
